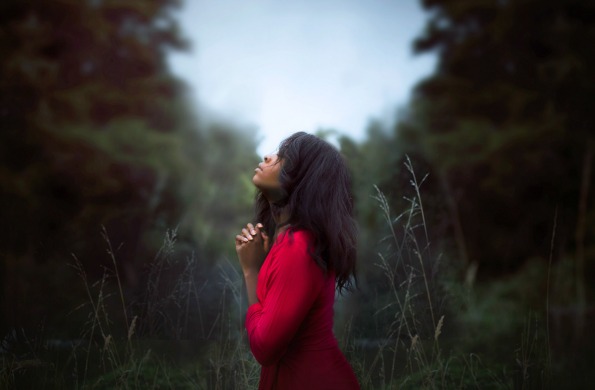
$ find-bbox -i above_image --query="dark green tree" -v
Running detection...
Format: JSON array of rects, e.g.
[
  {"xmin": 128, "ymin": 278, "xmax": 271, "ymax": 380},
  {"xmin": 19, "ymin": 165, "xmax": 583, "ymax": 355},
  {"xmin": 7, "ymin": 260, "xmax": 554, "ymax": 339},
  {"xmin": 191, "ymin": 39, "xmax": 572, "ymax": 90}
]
[
  {"xmin": 403, "ymin": 0, "xmax": 594, "ymax": 275},
  {"xmin": 0, "ymin": 0, "xmax": 258, "ymax": 337},
  {"xmin": 0, "ymin": 0, "xmax": 191, "ymax": 334}
]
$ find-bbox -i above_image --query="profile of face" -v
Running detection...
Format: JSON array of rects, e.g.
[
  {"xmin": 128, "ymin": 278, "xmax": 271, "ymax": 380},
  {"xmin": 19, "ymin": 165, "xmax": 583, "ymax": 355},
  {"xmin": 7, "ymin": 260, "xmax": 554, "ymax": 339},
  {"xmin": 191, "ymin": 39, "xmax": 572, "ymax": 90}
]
[{"xmin": 253, "ymin": 153, "xmax": 285, "ymax": 202}]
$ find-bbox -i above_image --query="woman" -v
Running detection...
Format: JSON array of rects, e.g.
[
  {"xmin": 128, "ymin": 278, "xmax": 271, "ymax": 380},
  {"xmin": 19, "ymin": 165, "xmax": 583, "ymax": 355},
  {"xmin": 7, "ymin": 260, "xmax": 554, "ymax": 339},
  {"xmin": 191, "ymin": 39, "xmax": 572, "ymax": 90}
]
[{"xmin": 235, "ymin": 132, "xmax": 360, "ymax": 389}]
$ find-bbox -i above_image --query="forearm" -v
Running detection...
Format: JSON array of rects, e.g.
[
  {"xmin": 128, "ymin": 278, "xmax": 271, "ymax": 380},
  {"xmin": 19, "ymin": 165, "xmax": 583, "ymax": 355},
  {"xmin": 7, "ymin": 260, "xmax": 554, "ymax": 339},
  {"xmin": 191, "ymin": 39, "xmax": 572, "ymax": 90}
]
[{"xmin": 244, "ymin": 270, "xmax": 259, "ymax": 306}]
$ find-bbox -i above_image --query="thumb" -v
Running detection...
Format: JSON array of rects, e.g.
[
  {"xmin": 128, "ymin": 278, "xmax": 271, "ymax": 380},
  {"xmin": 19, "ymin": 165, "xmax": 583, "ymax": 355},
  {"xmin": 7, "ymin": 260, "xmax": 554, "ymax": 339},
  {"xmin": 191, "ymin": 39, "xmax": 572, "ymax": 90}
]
[
  {"xmin": 261, "ymin": 230, "xmax": 270, "ymax": 242},
  {"xmin": 262, "ymin": 233, "xmax": 270, "ymax": 253},
  {"xmin": 257, "ymin": 223, "xmax": 270, "ymax": 251}
]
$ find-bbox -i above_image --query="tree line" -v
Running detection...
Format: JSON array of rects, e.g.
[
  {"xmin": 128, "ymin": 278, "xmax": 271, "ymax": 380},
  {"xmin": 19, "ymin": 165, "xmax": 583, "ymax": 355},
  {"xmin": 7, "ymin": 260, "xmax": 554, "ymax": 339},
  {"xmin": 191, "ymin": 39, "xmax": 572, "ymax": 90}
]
[{"xmin": 0, "ymin": 0, "xmax": 258, "ymax": 338}]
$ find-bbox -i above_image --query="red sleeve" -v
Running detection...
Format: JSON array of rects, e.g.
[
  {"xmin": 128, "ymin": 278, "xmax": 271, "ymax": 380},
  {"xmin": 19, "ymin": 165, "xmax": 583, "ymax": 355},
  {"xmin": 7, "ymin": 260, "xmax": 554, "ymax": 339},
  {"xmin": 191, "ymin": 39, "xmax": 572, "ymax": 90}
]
[{"xmin": 245, "ymin": 231, "xmax": 325, "ymax": 366}]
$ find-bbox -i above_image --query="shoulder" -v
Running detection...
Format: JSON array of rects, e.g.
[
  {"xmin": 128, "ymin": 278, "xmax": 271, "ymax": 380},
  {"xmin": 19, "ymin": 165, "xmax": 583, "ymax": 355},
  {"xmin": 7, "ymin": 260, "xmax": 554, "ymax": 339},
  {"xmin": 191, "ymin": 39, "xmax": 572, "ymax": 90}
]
[
  {"xmin": 268, "ymin": 229, "xmax": 315, "ymax": 265},
  {"xmin": 276, "ymin": 228, "xmax": 312, "ymax": 250},
  {"xmin": 268, "ymin": 229, "xmax": 323, "ymax": 279}
]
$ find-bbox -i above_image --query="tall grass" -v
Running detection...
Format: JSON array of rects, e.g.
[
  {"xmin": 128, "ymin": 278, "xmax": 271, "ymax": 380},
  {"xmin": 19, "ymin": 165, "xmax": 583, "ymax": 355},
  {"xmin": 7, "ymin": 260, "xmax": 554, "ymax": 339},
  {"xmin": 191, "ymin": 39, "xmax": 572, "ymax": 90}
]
[
  {"xmin": 344, "ymin": 164, "xmax": 459, "ymax": 389},
  {"xmin": 1, "ymin": 159, "xmax": 588, "ymax": 388},
  {"xmin": 0, "ymin": 226, "xmax": 259, "ymax": 389},
  {"xmin": 341, "ymin": 157, "xmax": 560, "ymax": 389}
]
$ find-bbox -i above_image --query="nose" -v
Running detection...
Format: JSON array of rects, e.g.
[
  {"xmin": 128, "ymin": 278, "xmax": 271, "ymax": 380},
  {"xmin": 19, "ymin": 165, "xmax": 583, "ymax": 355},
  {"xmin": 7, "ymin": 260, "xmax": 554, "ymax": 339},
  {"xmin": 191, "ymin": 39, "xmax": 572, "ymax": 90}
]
[{"xmin": 264, "ymin": 155, "xmax": 271, "ymax": 163}]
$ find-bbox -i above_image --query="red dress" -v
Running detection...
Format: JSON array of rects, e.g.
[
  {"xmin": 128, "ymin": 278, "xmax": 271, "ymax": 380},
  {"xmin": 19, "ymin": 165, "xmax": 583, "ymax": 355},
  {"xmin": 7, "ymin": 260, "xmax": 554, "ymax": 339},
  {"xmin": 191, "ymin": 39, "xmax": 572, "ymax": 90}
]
[{"xmin": 246, "ymin": 229, "xmax": 360, "ymax": 390}]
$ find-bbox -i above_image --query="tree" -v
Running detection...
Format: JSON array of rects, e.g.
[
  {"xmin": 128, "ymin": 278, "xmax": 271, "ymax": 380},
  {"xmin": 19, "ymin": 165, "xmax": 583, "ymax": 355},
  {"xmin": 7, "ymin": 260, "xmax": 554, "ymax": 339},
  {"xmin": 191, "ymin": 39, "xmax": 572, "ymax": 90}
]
[
  {"xmin": 402, "ymin": 0, "xmax": 595, "ymax": 274},
  {"xmin": 0, "ymin": 0, "xmax": 259, "ymax": 337}
]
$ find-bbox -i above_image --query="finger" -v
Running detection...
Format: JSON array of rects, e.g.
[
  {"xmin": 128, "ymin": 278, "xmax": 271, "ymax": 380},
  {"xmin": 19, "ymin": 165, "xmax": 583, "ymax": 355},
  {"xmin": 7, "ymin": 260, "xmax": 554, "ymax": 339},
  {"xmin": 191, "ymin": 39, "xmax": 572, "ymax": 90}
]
[
  {"xmin": 262, "ymin": 235, "xmax": 271, "ymax": 253},
  {"xmin": 247, "ymin": 223, "xmax": 256, "ymax": 236},
  {"xmin": 252, "ymin": 223, "xmax": 263, "ymax": 242},
  {"xmin": 255, "ymin": 224, "xmax": 269, "ymax": 250},
  {"xmin": 257, "ymin": 224, "xmax": 268, "ymax": 238},
  {"xmin": 242, "ymin": 228, "xmax": 253, "ymax": 240},
  {"xmin": 256, "ymin": 223, "xmax": 266, "ymax": 236},
  {"xmin": 236, "ymin": 234, "xmax": 249, "ymax": 244}
]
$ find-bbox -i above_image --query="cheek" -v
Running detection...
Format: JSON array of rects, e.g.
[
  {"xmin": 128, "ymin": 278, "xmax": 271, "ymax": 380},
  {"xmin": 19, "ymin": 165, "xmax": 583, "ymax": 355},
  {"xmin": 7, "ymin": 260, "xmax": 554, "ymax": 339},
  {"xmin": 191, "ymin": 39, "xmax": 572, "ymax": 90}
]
[{"xmin": 266, "ymin": 170, "xmax": 282, "ymax": 188}]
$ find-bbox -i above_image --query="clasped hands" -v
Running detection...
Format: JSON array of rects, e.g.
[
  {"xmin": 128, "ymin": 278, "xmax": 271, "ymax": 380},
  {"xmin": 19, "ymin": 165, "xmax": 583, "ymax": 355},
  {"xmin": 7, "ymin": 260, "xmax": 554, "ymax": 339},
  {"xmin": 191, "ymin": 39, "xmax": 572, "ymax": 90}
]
[{"xmin": 235, "ymin": 222, "xmax": 270, "ymax": 276}]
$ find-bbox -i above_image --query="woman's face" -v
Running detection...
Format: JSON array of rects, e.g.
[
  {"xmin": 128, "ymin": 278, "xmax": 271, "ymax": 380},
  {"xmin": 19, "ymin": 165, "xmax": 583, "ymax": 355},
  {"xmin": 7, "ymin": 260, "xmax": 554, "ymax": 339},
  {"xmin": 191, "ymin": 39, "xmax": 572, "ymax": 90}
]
[{"xmin": 253, "ymin": 153, "xmax": 284, "ymax": 200}]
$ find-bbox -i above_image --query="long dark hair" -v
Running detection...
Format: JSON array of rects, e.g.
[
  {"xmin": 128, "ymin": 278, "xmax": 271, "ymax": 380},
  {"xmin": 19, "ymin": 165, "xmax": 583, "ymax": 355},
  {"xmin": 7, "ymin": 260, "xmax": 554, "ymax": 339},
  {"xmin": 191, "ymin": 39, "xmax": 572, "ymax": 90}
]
[{"xmin": 255, "ymin": 132, "xmax": 357, "ymax": 292}]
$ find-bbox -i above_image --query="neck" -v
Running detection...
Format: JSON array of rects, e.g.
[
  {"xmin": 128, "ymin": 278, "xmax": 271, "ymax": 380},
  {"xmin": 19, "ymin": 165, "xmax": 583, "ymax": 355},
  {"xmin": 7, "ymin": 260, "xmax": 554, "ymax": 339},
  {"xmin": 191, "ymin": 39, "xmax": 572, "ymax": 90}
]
[{"xmin": 270, "ymin": 203, "xmax": 290, "ymax": 239}]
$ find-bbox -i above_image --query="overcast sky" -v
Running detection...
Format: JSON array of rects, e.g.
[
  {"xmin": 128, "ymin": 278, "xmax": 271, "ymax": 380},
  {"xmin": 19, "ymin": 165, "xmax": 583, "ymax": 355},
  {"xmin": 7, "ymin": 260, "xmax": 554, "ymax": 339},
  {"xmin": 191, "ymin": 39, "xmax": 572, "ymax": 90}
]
[{"xmin": 168, "ymin": 0, "xmax": 436, "ymax": 155}]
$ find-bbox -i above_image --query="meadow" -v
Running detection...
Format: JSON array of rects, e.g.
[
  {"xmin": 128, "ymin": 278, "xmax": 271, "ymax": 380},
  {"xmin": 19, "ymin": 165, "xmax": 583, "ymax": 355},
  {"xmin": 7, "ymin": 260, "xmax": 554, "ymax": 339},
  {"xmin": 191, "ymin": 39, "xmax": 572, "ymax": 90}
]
[{"xmin": 2, "ymin": 161, "xmax": 591, "ymax": 389}]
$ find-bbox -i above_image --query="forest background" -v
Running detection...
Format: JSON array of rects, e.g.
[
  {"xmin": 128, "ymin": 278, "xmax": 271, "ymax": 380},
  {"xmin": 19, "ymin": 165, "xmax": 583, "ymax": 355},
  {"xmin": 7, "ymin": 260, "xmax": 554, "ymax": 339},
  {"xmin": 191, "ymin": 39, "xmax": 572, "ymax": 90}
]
[{"xmin": 1, "ymin": 0, "xmax": 593, "ymax": 388}]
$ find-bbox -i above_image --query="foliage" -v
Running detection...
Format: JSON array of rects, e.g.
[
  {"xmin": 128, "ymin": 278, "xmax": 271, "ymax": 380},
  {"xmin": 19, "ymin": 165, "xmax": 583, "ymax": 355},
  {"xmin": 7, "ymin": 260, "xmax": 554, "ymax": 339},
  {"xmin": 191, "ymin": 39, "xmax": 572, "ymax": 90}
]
[
  {"xmin": 0, "ymin": 230, "xmax": 259, "ymax": 389},
  {"xmin": 404, "ymin": 0, "xmax": 595, "ymax": 272},
  {"xmin": 1, "ymin": 158, "xmax": 593, "ymax": 389},
  {"xmin": 1, "ymin": 0, "xmax": 594, "ymax": 388},
  {"xmin": 0, "ymin": 0, "xmax": 258, "ymax": 339}
]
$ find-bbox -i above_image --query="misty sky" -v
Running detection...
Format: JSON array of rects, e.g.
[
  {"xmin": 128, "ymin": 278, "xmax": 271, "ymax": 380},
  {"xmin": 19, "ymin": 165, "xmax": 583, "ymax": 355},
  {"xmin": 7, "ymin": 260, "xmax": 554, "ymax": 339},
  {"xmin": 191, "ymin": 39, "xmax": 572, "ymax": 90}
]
[{"xmin": 168, "ymin": 0, "xmax": 436, "ymax": 155}]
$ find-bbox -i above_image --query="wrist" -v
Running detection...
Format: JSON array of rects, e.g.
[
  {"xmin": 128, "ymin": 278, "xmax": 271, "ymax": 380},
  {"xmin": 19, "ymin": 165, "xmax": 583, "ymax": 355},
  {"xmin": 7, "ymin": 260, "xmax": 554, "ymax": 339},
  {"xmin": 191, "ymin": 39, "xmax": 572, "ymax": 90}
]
[{"xmin": 243, "ymin": 268, "xmax": 259, "ymax": 279}]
